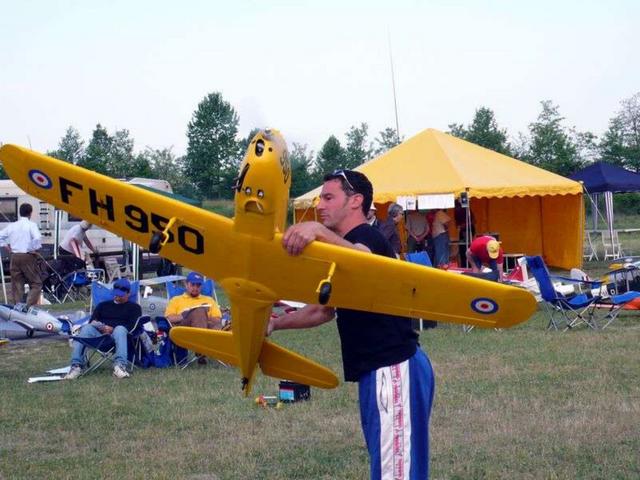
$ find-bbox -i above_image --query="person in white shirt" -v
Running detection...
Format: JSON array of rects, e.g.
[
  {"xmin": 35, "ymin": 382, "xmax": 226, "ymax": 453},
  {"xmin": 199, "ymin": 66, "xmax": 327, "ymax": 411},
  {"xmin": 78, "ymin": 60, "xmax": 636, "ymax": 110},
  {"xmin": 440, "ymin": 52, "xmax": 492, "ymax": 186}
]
[
  {"xmin": 59, "ymin": 220, "xmax": 96, "ymax": 258},
  {"xmin": 0, "ymin": 203, "xmax": 43, "ymax": 306},
  {"xmin": 58, "ymin": 220, "xmax": 97, "ymax": 271}
]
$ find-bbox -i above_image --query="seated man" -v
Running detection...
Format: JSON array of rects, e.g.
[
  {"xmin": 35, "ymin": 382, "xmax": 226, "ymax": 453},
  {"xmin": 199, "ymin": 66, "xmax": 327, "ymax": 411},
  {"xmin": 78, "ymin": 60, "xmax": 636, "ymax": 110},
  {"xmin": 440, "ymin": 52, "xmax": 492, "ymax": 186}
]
[
  {"xmin": 466, "ymin": 235, "xmax": 504, "ymax": 281},
  {"xmin": 65, "ymin": 278, "xmax": 142, "ymax": 380},
  {"xmin": 164, "ymin": 271, "xmax": 222, "ymax": 364}
]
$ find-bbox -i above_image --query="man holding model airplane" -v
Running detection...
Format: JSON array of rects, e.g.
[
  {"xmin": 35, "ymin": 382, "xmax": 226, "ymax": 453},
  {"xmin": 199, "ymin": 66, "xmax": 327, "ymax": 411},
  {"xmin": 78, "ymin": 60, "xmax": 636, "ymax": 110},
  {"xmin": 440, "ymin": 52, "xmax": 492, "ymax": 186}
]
[{"xmin": 269, "ymin": 169, "xmax": 435, "ymax": 480}]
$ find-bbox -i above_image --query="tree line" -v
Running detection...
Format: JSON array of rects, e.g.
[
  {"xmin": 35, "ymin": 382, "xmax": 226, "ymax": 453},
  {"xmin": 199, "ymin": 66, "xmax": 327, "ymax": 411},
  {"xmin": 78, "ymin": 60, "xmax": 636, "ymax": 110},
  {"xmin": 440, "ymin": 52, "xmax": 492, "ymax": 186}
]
[
  {"xmin": 448, "ymin": 93, "xmax": 640, "ymax": 178},
  {"xmin": 2, "ymin": 91, "xmax": 638, "ymax": 201}
]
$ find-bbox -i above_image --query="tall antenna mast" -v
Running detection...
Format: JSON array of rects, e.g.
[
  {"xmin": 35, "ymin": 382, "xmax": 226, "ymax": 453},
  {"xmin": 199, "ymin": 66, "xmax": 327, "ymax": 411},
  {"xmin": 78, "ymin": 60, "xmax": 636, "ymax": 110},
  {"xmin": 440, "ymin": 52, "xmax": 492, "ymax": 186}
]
[{"xmin": 387, "ymin": 30, "xmax": 400, "ymax": 143}]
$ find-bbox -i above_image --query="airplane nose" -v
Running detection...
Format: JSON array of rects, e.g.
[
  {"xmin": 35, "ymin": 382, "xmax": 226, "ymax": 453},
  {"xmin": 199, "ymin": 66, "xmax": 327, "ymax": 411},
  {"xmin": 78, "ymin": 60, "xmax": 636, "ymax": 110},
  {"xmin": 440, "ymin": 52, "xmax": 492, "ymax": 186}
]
[{"xmin": 245, "ymin": 200, "xmax": 264, "ymax": 214}]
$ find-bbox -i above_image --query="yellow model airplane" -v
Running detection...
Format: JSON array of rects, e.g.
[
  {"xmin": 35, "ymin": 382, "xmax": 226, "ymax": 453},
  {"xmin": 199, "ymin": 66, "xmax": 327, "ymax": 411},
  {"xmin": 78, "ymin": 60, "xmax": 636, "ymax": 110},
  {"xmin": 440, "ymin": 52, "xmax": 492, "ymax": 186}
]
[{"xmin": 0, "ymin": 130, "xmax": 537, "ymax": 394}]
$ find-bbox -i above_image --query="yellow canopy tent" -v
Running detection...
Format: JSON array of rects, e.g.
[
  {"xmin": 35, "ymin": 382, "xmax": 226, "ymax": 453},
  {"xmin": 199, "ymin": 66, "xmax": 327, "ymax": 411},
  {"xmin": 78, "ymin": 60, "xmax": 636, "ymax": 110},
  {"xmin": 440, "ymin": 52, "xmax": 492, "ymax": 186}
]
[{"xmin": 293, "ymin": 128, "xmax": 583, "ymax": 269}]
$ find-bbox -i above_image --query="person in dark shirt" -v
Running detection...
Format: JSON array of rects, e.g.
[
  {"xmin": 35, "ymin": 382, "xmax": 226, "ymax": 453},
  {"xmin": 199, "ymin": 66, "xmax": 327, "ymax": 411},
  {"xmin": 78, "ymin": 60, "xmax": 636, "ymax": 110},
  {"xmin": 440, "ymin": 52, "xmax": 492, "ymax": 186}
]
[
  {"xmin": 65, "ymin": 278, "xmax": 142, "ymax": 380},
  {"xmin": 378, "ymin": 202, "xmax": 403, "ymax": 257},
  {"xmin": 269, "ymin": 169, "xmax": 435, "ymax": 480}
]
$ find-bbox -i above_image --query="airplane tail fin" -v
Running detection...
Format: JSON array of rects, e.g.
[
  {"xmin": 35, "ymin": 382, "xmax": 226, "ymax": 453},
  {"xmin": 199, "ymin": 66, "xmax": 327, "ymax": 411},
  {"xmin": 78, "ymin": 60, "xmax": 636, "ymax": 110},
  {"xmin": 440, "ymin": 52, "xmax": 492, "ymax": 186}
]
[
  {"xmin": 169, "ymin": 327, "xmax": 339, "ymax": 390},
  {"xmin": 170, "ymin": 327, "xmax": 239, "ymax": 366},
  {"xmin": 259, "ymin": 340, "xmax": 339, "ymax": 389}
]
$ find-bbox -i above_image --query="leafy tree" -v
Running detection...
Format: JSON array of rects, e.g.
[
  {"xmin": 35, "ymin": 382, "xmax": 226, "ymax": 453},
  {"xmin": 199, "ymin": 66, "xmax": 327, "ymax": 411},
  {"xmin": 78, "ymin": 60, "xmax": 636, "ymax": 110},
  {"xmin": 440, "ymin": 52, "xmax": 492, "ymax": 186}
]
[
  {"xmin": 107, "ymin": 129, "xmax": 136, "ymax": 178},
  {"xmin": 143, "ymin": 147, "xmax": 192, "ymax": 195},
  {"xmin": 184, "ymin": 92, "xmax": 241, "ymax": 199},
  {"xmin": 523, "ymin": 100, "xmax": 582, "ymax": 176},
  {"xmin": 314, "ymin": 135, "xmax": 346, "ymax": 176},
  {"xmin": 289, "ymin": 143, "xmax": 316, "ymax": 198},
  {"xmin": 78, "ymin": 124, "xmax": 112, "ymax": 175},
  {"xmin": 600, "ymin": 92, "xmax": 640, "ymax": 171},
  {"xmin": 49, "ymin": 126, "xmax": 85, "ymax": 164},
  {"xmin": 599, "ymin": 116, "xmax": 627, "ymax": 167},
  {"xmin": 374, "ymin": 127, "xmax": 402, "ymax": 156},
  {"xmin": 448, "ymin": 107, "xmax": 511, "ymax": 155},
  {"xmin": 344, "ymin": 123, "xmax": 373, "ymax": 168}
]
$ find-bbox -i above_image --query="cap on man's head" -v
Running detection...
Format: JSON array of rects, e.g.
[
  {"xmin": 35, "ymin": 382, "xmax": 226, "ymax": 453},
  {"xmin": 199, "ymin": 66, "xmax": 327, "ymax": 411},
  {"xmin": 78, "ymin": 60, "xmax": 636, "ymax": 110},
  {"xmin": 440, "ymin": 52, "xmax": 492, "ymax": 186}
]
[
  {"xmin": 79, "ymin": 220, "xmax": 92, "ymax": 230},
  {"xmin": 186, "ymin": 272, "xmax": 204, "ymax": 284},
  {"xmin": 486, "ymin": 239, "xmax": 501, "ymax": 259},
  {"xmin": 113, "ymin": 278, "xmax": 131, "ymax": 296}
]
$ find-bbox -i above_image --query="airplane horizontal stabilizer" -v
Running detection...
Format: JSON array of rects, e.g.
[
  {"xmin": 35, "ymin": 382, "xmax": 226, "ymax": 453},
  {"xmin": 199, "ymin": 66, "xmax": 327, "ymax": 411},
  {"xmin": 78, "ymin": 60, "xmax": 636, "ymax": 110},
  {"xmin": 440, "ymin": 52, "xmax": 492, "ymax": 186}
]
[
  {"xmin": 259, "ymin": 340, "xmax": 339, "ymax": 389},
  {"xmin": 169, "ymin": 327, "xmax": 239, "ymax": 366}
]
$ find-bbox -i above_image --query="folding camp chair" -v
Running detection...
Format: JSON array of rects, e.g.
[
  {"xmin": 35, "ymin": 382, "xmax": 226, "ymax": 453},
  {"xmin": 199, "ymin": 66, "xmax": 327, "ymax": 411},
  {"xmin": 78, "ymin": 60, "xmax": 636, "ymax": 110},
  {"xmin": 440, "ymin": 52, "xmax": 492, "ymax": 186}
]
[
  {"xmin": 526, "ymin": 256, "xmax": 604, "ymax": 330},
  {"xmin": 596, "ymin": 265, "xmax": 640, "ymax": 329},
  {"xmin": 69, "ymin": 280, "xmax": 144, "ymax": 377},
  {"xmin": 71, "ymin": 315, "xmax": 148, "ymax": 377},
  {"xmin": 405, "ymin": 251, "xmax": 433, "ymax": 267},
  {"xmin": 165, "ymin": 278, "xmax": 228, "ymax": 368},
  {"xmin": 405, "ymin": 251, "xmax": 437, "ymax": 331}
]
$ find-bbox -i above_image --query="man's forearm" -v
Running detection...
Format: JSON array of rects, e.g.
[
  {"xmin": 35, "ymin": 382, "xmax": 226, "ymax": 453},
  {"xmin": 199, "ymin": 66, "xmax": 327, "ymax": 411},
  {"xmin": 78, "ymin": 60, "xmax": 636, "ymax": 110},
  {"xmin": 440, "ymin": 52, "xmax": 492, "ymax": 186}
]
[{"xmin": 270, "ymin": 304, "xmax": 335, "ymax": 333}]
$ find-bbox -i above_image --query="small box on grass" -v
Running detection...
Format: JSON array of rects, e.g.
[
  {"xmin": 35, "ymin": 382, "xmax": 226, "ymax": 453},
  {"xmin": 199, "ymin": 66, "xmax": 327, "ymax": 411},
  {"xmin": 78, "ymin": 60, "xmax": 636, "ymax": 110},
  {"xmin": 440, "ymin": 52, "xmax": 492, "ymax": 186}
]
[{"xmin": 278, "ymin": 381, "xmax": 310, "ymax": 402}]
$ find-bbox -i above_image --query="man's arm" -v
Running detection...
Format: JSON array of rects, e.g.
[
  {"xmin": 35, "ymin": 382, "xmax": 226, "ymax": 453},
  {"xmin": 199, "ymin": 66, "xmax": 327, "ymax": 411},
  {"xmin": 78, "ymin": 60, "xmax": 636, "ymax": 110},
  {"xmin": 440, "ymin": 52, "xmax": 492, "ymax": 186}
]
[
  {"xmin": 83, "ymin": 233, "xmax": 97, "ymax": 253},
  {"xmin": 268, "ymin": 304, "xmax": 335, "ymax": 335},
  {"xmin": 282, "ymin": 221, "xmax": 370, "ymax": 256},
  {"xmin": 30, "ymin": 223, "xmax": 42, "ymax": 252}
]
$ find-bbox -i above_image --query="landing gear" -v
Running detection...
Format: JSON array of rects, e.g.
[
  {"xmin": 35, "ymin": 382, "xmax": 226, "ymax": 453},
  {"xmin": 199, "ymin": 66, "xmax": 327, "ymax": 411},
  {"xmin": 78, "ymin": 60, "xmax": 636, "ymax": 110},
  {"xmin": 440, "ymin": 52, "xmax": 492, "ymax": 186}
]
[
  {"xmin": 148, "ymin": 217, "xmax": 178, "ymax": 254},
  {"xmin": 316, "ymin": 262, "xmax": 336, "ymax": 305},
  {"xmin": 149, "ymin": 231, "xmax": 164, "ymax": 254},
  {"xmin": 318, "ymin": 281, "xmax": 332, "ymax": 305}
]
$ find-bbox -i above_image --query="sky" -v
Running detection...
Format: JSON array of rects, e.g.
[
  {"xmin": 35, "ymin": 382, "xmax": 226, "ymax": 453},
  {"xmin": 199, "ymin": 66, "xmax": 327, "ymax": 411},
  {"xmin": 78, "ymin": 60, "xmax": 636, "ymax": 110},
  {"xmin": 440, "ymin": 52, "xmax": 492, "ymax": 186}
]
[{"xmin": 1, "ymin": 0, "xmax": 638, "ymax": 157}]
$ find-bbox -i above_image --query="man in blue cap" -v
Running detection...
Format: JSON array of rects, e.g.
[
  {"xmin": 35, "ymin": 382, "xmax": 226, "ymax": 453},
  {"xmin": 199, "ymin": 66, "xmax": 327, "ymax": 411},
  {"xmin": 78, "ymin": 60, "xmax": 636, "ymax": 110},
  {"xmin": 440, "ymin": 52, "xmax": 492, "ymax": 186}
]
[
  {"xmin": 65, "ymin": 278, "xmax": 142, "ymax": 379},
  {"xmin": 164, "ymin": 272, "xmax": 222, "ymax": 364}
]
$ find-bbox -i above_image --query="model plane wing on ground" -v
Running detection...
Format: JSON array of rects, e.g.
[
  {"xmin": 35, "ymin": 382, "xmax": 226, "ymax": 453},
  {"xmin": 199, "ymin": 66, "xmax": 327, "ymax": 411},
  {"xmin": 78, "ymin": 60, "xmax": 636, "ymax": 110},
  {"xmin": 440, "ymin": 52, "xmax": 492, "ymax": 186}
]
[{"xmin": 0, "ymin": 132, "xmax": 537, "ymax": 393}]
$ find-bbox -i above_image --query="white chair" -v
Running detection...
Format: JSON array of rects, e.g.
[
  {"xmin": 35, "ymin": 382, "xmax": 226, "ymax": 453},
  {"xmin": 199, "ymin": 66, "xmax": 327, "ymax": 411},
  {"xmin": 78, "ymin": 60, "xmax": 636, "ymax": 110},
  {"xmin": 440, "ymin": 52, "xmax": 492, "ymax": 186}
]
[
  {"xmin": 102, "ymin": 256, "xmax": 134, "ymax": 283},
  {"xmin": 602, "ymin": 230, "xmax": 623, "ymax": 260},
  {"xmin": 583, "ymin": 231, "xmax": 599, "ymax": 261}
]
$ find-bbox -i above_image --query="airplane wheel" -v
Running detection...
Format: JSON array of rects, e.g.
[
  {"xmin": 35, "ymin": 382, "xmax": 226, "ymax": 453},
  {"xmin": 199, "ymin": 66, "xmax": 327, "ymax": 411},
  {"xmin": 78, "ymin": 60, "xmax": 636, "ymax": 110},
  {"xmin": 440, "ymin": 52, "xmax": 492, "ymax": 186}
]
[
  {"xmin": 149, "ymin": 232, "xmax": 164, "ymax": 254},
  {"xmin": 26, "ymin": 328, "xmax": 34, "ymax": 338},
  {"xmin": 318, "ymin": 282, "xmax": 332, "ymax": 305}
]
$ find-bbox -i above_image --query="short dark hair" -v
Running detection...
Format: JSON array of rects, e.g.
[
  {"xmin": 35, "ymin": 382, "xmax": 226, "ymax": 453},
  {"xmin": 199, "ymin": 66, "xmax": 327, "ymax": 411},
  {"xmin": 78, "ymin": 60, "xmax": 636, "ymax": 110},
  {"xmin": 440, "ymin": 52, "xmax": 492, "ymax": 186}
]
[
  {"xmin": 19, "ymin": 203, "xmax": 32, "ymax": 218},
  {"xmin": 323, "ymin": 170, "xmax": 373, "ymax": 215}
]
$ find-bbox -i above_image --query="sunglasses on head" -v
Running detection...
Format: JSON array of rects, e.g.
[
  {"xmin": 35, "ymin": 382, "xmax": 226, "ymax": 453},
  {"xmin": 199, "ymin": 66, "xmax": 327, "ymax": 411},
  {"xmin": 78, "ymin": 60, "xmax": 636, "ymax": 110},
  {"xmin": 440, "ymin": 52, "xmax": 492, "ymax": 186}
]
[{"xmin": 331, "ymin": 169, "xmax": 356, "ymax": 192}]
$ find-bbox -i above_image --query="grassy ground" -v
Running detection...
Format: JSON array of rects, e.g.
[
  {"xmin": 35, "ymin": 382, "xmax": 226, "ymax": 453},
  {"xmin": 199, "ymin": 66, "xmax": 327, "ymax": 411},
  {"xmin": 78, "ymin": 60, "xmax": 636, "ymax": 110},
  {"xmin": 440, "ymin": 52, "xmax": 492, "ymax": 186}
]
[{"xmin": 1, "ymin": 302, "xmax": 639, "ymax": 479}]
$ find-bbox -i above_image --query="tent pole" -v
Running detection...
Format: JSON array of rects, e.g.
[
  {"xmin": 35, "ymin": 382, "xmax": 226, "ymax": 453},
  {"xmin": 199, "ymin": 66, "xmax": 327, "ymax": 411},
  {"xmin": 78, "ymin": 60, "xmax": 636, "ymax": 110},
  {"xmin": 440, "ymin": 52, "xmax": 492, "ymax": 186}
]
[{"xmin": 465, "ymin": 189, "xmax": 471, "ymax": 268}]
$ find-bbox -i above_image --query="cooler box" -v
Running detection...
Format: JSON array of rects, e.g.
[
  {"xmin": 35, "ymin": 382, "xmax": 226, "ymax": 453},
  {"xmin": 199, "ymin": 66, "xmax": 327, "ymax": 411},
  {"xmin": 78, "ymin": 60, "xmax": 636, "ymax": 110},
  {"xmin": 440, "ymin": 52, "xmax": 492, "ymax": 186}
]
[{"xmin": 278, "ymin": 381, "xmax": 310, "ymax": 402}]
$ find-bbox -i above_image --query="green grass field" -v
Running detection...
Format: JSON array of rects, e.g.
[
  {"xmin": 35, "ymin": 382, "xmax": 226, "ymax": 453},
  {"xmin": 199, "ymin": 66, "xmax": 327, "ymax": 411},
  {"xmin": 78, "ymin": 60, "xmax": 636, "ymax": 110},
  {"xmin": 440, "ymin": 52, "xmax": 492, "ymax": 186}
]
[{"xmin": 1, "ymin": 302, "xmax": 639, "ymax": 479}]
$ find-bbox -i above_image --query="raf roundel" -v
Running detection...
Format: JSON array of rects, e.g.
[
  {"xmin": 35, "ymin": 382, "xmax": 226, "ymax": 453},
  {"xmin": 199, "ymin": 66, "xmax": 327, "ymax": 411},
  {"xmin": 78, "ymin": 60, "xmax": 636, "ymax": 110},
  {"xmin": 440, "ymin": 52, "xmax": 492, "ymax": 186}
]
[
  {"xmin": 28, "ymin": 169, "xmax": 53, "ymax": 189},
  {"xmin": 45, "ymin": 322, "xmax": 54, "ymax": 331},
  {"xmin": 470, "ymin": 298, "xmax": 499, "ymax": 315}
]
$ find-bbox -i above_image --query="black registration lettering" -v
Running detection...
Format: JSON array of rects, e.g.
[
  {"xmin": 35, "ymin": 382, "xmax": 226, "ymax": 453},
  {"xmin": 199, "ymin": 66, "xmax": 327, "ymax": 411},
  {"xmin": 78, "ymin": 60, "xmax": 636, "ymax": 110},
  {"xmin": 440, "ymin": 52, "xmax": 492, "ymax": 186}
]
[
  {"xmin": 124, "ymin": 205, "xmax": 148, "ymax": 232},
  {"xmin": 59, "ymin": 177, "xmax": 83, "ymax": 204},
  {"xmin": 178, "ymin": 226, "xmax": 204, "ymax": 254},
  {"xmin": 89, "ymin": 189, "xmax": 115, "ymax": 221}
]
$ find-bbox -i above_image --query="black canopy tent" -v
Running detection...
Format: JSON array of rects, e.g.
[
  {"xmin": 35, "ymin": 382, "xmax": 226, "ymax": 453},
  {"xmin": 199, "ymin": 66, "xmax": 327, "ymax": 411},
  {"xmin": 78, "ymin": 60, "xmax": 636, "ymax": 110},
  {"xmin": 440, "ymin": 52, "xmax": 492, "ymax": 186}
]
[{"xmin": 569, "ymin": 162, "xmax": 640, "ymax": 256}]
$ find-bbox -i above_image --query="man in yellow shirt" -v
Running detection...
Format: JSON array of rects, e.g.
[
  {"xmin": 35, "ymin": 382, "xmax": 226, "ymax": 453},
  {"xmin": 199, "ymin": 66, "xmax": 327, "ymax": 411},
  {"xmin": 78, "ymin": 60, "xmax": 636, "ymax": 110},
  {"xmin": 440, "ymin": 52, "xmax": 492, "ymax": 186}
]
[
  {"xmin": 164, "ymin": 272, "xmax": 222, "ymax": 330},
  {"xmin": 164, "ymin": 272, "xmax": 222, "ymax": 365}
]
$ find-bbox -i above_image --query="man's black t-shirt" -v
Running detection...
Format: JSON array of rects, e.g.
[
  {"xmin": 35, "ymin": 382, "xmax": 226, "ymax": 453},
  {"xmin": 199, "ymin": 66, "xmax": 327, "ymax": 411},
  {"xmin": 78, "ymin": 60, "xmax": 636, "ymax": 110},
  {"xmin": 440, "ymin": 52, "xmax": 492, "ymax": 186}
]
[
  {"xmin": 337, "ymin": 223, "xmax": 419, "ymax": 382},
  {"xmin": 91, "ymin": 300, "xmax": 142, "ymax": 331}
]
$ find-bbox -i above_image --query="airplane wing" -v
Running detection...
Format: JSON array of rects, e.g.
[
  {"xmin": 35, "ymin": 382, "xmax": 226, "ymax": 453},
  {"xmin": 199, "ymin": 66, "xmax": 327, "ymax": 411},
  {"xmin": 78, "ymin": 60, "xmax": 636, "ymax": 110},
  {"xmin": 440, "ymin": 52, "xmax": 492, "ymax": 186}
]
[{"xmin": 0, "ymin": 144, "xmax": 536, "ymax": 328}]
